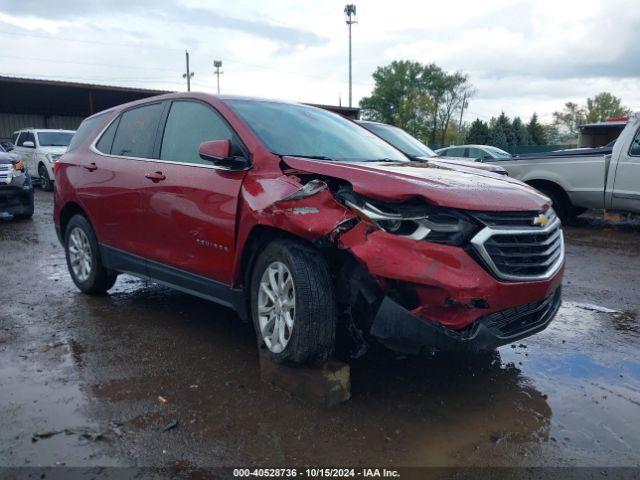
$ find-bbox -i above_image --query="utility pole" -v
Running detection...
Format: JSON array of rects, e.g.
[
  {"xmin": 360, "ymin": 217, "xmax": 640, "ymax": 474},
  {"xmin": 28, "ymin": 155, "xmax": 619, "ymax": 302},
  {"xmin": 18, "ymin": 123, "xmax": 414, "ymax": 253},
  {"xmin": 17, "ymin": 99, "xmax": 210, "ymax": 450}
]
[
  {"xmin": 182, "ymin": 50, "xmax": 194, "ymax": 92},
  {"xmin": 344, "ymin": 4, "xmax": 357, "ymax": 107},
  {"xmin": 458, "ymin": 91, "xmax": 468, "ymax": 142},
  {"xmin": 213, "ymin": 60, "xmax": 223, "ymax": 94}
]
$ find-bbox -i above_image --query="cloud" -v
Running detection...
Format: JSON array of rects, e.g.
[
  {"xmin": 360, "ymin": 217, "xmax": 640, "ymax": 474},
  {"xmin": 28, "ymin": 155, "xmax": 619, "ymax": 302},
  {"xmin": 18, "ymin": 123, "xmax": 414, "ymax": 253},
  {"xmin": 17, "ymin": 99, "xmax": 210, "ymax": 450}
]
[{"xmin": 0, "ymin": 0, "xmax": 327, "ymax": 47}]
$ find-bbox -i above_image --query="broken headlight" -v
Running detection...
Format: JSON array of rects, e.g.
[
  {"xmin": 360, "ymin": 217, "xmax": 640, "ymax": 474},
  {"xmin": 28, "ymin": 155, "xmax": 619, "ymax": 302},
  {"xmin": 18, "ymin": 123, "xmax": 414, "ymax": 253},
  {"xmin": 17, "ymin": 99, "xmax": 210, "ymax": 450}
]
[{"xmin": 339, "ymin": 192, "xmax": 479, "ymax": 246}]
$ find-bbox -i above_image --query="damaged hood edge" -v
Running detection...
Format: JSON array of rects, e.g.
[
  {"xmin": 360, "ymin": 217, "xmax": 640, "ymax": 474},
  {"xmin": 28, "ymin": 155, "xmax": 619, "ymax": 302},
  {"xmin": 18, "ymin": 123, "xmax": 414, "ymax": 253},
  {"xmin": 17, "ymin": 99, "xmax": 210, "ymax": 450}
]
[{"xmin": 282, "ymin": 156, "xmax": 550, "ymax": 212}]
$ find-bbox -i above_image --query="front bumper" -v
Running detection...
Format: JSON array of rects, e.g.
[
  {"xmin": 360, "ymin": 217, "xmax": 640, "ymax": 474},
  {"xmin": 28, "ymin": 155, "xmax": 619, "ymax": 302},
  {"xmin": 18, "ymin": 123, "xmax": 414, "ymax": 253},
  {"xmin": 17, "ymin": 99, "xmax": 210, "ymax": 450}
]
[
  {"xmin": 371, "ymin": 287, "xmax": 562, "ymax": 354},
  {"xmin": 0, "ymin": 184, "xmax": 34, "ymax": 218}
]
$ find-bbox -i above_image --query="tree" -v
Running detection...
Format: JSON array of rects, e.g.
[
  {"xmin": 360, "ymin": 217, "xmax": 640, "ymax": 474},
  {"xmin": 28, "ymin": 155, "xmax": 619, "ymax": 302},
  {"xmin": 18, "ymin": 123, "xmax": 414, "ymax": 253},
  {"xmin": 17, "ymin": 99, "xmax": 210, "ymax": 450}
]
[
  {"xmin": 435, "ymin": 72, "xmax": 476, "ymax": 145},
  {"xmin": 359, "ymin": 60, "xmax": 433, "ymax": 140},
  {"xmin": 465, "ymin": 118, "xmax": 489, "ymax": 144},
  {"xmin": 586, "ymin": 92, "xmax": 629, "ymax": 123},
  {"xmin": 512, "ymin": 117, "xmax": 531, "ymax": 145},
  {"xmin": 494, "ymin": 112, "xmax": 517, "ymax": 147},
  {"xmin": 527, "ymin": 113, "xmax": 547, "ymax": 145},
  {"xmin": 359, "ymin": 60, "xmax": 475, "ymax": 145},
  {"xmin": 487, "ymin": 117, "xmax": 508, "ymax": 149},
  {"xmin": 552, "ymin": 102, "xmax": 586, "ymax": 141}
]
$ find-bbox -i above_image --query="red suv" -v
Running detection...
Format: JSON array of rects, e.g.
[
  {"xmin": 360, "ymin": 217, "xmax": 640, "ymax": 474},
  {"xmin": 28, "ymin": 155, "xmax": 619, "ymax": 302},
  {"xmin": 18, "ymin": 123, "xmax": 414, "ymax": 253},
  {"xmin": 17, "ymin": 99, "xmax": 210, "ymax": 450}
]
[{"xmin": 54, "ymin": 93, "xmax": 564, "ymax": 364}]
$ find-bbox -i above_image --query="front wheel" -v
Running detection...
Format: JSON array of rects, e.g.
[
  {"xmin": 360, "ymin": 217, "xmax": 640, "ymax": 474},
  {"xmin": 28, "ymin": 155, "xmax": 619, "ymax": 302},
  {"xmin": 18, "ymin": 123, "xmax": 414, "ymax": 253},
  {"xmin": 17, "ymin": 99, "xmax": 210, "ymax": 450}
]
[
  {"xmin": 250, "ymin": 239, "xmax": 337, "ymax": 365},
  {"xmin": 64, "ymin": 215, "xmax": 117, "ymax": 294},
  {"xmin": 39, "ymin": 164, "xmax": 53, "ymax": 192}
]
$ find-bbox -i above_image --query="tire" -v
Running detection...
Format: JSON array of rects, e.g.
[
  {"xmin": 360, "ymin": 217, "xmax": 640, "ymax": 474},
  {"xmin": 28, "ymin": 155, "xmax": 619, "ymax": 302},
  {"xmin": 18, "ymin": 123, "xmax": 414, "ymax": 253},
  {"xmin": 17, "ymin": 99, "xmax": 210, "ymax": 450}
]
[
  {"xmin": 537, "ymin": 186, "xmax": 569, "ymax": 222},
  {"xmin": 250, "ymin": 239, "xmax": 337, "ymax": 365},
  {"xmin": 64, "ymin": 214, "xmax": 117, "ymax": 294},
  {"xmin": 14, "ymin": 192, "xmax": 34, "ymax": 220},
  {"xmin": 39, "ymin": 164, "xmax": 53, "ymax": 192}
]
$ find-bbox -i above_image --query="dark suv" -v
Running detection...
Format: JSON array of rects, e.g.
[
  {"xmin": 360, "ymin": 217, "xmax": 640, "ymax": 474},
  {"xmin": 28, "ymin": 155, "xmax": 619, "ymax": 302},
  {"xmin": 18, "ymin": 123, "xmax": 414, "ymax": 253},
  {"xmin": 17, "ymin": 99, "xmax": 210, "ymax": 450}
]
[{"xmin": 54, "ymin": 93, "xmax": 564, "ymax": 364}]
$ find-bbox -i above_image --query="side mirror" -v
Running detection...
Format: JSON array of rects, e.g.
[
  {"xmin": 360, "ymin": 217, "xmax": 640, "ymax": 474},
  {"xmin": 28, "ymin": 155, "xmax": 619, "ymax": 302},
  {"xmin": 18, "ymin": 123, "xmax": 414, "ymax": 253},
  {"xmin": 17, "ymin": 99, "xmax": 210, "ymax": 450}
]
[
  {"xmin": 23, "ymin": 141, "xmax": 35, "ymax": 148},
  {"xmin": 199, "ymin": 140, "xmax": 248, "ymax": 171}
]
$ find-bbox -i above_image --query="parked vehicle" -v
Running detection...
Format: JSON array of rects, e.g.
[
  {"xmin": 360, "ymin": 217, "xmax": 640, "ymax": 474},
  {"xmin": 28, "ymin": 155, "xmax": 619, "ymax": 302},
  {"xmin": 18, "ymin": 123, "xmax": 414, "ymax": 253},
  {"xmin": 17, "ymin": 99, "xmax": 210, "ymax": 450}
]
[
  {"xmin": 0, "ymin": 144, "xmax": 34, "ymax": 220},
  {"xmin": 11, "ymin": 129, "xmax": 75, "ymax": 191},
  {"xmin": 0, "ymin": 141, "xmax": 14, "ymax": 151},
  {"xmin": 482, "ymin": 114, "xmax": 640, "ymax": 219},
  {"xmin": 54, "ymin": 93, "xmax": 564, "ymax": 364},
  {"xmin": 358, "ymin": 121, "xmax": 507, "ymax": 175},
  {"xmin": 436, "ymin": 144, "xmax": 512, "ymax": 161}
]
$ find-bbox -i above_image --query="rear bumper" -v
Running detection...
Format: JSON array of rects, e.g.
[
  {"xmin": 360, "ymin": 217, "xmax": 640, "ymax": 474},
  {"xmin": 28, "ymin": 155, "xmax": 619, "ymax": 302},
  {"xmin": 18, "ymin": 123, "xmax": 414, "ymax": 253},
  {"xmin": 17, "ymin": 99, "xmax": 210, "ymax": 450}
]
[{"xmin": 370, "ymin": 287, "xmax": 562, "ymax": 354}]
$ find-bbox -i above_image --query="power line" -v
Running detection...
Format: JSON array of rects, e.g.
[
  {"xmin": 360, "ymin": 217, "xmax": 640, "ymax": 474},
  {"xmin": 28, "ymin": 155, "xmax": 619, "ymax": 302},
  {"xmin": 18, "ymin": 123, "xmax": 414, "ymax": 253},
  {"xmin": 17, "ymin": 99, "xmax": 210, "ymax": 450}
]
[
  {"xmin": 0, "ymin": 29, "xmax": 182, "ymax": 52},
  {"xmin": 0, "ymin": 53, "xmax": 178, "ymax": 74}
]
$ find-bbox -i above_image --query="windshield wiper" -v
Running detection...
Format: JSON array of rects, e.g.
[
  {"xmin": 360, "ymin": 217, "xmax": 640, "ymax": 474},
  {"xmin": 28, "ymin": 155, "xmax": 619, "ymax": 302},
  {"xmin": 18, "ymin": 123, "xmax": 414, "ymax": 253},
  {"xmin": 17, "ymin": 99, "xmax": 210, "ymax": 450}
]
[
  {"xmin": 362, "ymin": 158, "xmax": 403, "ymax": 163},
  {"xmin": 283, "ymin": 154, "xmax": 335, "ymax": 161}
]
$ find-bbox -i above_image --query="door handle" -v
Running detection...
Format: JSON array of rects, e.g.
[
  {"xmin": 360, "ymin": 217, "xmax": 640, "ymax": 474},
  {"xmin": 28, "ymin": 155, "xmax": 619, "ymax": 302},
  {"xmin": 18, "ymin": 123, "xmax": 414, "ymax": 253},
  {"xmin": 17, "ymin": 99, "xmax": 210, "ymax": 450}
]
[
  {"xmin": 84, "ymin": 162, "xmax": 97, "ymax": 172},
  {"xmin": 145, "ymin": 171, "xmax": 166, "ymax": 182}
]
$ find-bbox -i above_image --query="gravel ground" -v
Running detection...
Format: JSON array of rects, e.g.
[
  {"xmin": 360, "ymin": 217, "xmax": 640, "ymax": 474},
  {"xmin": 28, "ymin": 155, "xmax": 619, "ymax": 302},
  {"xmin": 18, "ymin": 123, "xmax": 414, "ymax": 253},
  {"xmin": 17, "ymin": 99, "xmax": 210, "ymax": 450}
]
[{"xmin": 0, "ymin": 190, "xmax": 639, "ymax": 475}]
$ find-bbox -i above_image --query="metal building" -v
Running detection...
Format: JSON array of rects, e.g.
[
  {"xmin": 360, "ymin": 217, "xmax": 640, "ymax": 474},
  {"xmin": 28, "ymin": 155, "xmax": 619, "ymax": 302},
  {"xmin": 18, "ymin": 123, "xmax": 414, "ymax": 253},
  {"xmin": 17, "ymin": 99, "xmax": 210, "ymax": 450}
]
[{"xmin": 0, "ymin": 76, "xmax": 360, "ymax": 143}]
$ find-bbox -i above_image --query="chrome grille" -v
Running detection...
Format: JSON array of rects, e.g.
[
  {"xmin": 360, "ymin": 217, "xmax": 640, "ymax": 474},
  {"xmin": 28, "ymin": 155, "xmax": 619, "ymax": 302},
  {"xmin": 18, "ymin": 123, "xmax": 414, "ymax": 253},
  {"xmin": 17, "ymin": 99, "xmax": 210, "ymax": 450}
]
[
  {"xmin": 470, "ymin": 209, "xmax": 564, "ymax": 281},
  {"xmin": 0, "ymin": 164, "xmax": 10, "ymax": 183}
]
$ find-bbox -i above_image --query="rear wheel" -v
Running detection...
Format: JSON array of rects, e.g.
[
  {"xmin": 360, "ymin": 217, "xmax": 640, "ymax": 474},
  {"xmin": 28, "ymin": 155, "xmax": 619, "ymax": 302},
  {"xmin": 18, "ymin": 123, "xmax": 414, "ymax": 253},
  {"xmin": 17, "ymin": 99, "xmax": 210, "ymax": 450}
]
[
  {"xmin": 250, "ymin": 239, "xmax": 337, "ymax": 365},
  {"xmin": 39, "ymin": 164, "xmax": 53, "ymax": 192},
  {"xmin": 64, "ymin": 215, "xmax": 117, "ymax": 294}
]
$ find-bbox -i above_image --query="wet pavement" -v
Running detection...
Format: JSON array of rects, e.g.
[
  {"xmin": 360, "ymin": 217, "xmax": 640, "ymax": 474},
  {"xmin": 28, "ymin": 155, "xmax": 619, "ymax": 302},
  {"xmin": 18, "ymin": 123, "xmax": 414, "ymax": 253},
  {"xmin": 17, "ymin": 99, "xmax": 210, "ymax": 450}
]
[{"xmin": 1, "ymin": 191, "xmax": 639, "ymax": 471}]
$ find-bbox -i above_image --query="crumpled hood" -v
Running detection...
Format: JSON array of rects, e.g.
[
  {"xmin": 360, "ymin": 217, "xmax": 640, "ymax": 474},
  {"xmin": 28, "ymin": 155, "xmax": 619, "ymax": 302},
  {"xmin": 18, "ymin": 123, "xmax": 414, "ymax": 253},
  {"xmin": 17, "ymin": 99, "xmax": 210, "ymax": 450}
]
[
  {"xmin": 283, "ymin": 157, "xmax": 549, "ymax": 212},
  {"xmin": 0, "ymin": 152, "xmax": 20, "ymax": 164}
]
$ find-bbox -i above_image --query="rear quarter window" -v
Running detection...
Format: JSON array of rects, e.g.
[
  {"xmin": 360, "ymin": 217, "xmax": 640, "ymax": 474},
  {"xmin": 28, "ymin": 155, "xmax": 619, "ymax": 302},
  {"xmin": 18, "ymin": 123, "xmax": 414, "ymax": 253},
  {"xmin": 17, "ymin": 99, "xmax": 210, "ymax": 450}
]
[{"xmin": 67, "ymin": 113, "xmax": 108, "ymax": 152}]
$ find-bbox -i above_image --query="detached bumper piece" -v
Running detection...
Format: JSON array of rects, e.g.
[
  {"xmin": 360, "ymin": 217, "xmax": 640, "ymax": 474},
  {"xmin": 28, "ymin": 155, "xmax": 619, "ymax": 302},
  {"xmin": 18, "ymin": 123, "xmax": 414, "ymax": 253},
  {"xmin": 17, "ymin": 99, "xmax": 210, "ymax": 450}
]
[{"xmin": 371, "ymin": 288, "xmax": 562, "ymax": 354}]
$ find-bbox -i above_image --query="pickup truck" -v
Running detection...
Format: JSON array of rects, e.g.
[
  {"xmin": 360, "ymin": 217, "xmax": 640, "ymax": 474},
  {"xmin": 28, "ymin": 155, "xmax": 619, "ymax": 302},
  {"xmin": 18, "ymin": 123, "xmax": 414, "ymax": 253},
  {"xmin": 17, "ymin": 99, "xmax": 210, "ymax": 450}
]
[{"xmin": 484, "ymin": 113, "xmax": 640, "ymax": 220}]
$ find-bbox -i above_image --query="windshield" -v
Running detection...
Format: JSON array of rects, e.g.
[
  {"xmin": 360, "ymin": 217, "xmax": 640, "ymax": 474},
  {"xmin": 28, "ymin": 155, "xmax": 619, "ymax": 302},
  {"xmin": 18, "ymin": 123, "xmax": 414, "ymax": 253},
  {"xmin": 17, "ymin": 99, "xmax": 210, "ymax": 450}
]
[
  {"xmin": 36, "ymin": 131, "xmax": 74, "ymax": 147},
  {"xmin": 360, "ymin": 122, "xmax": 436, "ymax": 158},
  {"xmin": 226, "ymin": 100, "xmax": 407, "ymax": 162},
  {"xmin": 484, "ymin": 146, "xmax": 512, "ymax": 158}
]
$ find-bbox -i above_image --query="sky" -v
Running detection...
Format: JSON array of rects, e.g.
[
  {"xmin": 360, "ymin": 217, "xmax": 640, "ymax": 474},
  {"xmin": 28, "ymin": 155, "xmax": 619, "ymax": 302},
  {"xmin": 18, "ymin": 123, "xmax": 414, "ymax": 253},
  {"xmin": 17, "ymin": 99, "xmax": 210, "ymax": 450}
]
[{"xmin": 0, "ymin": 0, "xmax": 639, "ymax": 123}]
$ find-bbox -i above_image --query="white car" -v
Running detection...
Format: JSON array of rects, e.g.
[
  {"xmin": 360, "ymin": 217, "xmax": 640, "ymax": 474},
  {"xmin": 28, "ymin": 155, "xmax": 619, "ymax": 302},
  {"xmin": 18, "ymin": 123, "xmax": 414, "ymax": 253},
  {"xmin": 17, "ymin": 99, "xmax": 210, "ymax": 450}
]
[
  {"xmin": 11, "ymin": 129, "xmax": 75, "ymax": 191},
  {"xmin": 435, "ymin": 144, "xmax": 513, "ymax": 161}
]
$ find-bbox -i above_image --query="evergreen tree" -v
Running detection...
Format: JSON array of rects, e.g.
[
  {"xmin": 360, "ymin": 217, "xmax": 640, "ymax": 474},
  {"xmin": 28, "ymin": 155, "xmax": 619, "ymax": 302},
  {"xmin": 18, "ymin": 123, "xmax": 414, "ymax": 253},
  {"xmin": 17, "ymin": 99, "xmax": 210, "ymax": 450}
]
[
  {"xmin": 494, "ymin": 112, "xmax": 516, "ymax": 147},
  {"xmin": 465, "ymin": 118, "xmax": 489, "ymax": 144},
  {"xmin": 512, "ymin": 117, "xmax": 531, "ymax": 145},
  {"xmin": 527, "ymin": 113, "xmax": 547, "ymax": 145},
  {"xmin": 487, "ymin": 120, "xmax": 508, "ymax": 149}
]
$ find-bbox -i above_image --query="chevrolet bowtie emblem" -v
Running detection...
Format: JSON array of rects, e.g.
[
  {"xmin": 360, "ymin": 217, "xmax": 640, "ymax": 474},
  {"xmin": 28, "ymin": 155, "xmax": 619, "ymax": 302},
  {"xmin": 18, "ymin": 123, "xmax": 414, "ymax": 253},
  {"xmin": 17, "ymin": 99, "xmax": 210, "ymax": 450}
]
[{"xmin": 533, "ymin": 213, "xmax": 549, "ymax": 226}]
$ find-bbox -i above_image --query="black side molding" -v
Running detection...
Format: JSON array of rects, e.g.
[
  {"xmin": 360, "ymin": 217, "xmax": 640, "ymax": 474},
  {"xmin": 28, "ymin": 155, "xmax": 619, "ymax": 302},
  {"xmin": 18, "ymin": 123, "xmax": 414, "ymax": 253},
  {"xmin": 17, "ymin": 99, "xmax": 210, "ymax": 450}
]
[{"xmin": 99, "ymin": 244, "xmax": 248, "ymax": 320}]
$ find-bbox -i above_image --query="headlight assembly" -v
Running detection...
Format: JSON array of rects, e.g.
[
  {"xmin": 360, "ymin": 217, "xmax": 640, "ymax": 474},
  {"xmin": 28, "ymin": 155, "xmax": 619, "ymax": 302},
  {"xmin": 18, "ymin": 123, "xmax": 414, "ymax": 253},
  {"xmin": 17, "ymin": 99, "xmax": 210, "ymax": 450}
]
[
  {"xmin": 46, "ymin": 154, "xmax": 62, "ymax": 163},
  {"xmin": 338, "ymin": 191, "xmax": 479, "ymax": 246}
]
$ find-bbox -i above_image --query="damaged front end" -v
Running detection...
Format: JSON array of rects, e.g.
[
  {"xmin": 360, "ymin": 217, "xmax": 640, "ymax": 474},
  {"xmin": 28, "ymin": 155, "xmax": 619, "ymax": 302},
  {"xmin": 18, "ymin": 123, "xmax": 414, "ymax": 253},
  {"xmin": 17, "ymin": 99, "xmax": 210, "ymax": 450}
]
[
  {"xmin": 0, "ymin": 157, "xmax": 34, "ymax": 220},
  {"xmin": 239, "ymin": 164, "xmax": 564, "ymax": 357}
]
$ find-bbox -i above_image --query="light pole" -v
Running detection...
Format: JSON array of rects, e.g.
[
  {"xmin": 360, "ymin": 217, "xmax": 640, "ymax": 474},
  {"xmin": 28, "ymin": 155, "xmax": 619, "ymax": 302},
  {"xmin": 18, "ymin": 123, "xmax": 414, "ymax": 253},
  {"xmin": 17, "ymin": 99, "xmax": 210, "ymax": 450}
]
[
  {"xmin": 182, "ymin": 50, "xmax": 194, "ymax": 92},
  {"xmin": 213, "ymin": 60, "xmax": 223, "ymax": 94},
  {"xmin": 344, "ymin": 4, "xmax": 357, "ymax": 108}
]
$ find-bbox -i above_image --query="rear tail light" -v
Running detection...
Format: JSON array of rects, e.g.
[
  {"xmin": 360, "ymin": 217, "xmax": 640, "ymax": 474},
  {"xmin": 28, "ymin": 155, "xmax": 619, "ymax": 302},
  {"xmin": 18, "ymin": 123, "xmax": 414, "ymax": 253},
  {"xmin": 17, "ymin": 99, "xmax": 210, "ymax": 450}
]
[{"xmin": 53, "ymin": 161, "xmax": 61, "ymax": 175}]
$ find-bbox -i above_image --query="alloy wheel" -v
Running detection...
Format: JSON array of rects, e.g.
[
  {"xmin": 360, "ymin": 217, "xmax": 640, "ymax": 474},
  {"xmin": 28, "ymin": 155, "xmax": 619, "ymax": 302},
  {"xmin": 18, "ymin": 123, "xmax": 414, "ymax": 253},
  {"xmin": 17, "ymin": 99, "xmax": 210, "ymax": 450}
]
[{"xmin": 257, "ymin": 261, "xmax": 296, "ymax": 353}]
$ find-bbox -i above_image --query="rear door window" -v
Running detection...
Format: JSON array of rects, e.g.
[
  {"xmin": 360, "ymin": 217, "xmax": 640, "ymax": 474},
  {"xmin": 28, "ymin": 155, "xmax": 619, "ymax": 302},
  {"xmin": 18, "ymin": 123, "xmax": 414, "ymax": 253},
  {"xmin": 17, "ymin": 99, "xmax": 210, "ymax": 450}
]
[
  {"xmin": 160, "ymin": 100, "xmax": 234, "ymax": 166},
  {"xmin": 111, "ymin": 103, "xmax": 164, "ymax": 158}
]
